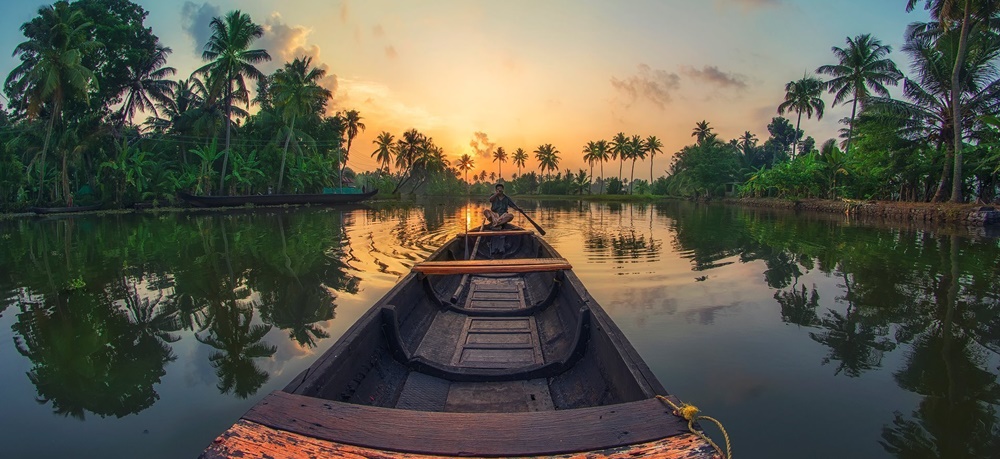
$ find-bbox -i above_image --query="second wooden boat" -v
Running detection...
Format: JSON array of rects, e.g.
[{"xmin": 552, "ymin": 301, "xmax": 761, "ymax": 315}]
[{"xmin": 202, "ymin": 226, "xmax": 718, "ymax": 458}]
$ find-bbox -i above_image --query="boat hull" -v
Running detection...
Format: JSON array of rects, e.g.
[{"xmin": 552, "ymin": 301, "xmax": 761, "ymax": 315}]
[
  {"xmin": 178, "ymin": 190, "xmax": 377, "ymax": 207},
  {"xmin": 201, "ymin": 226, "xmax": 715, "ymax": 458},
  {"xmin": 28, "ymin": 204, "xmax": 102, "ymax": 215}
]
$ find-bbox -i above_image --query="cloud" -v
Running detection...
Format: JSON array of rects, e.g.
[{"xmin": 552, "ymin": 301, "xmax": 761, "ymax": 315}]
[
  {"xmin": 469, "ymin": 132, "xmax": 496, "ymax": 159},
  {"xmin": 384, "ymin": 45, "xmax": 398, "ymax": 60},
  {"xmin": 340, "ymin": 1, "xmax": 350, "ymax": 23},
  {"xmin": 334, "ymin": 78, "xmax": 443, "ymax": 132},
  {"xmin": 681, "ymin": 65, "xmax": 748, "ymax": 89},
  {"xmin": 372, "ymin": 24, "xmax": 385, "ymax": 38},
  {"xmin": 610, "ymin": 64, "xmax": 681, "ymax": 109},
  {"xmin": 181, "ymin": 2, "xmax": 221, "ymax": 55},
  {"xmin": 257, "ymin": 14, "xmax": 338, "ymax": 100}
]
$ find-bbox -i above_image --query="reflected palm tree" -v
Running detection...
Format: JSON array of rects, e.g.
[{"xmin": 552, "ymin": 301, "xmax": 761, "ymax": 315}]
[
  {"xmin": 195, "ymin": 299, "xmax": 275, "ymax": 399},
  {"xmin": 775, "ymin": 283, "xmax": 821, "ymax": 327},
  {"xmin": 12, "ymin": 287, "xmax": 175, "ymax": 419},
  {"xmin": 810, "ymin": 270, "xmax": 896, "ymax": 377}
]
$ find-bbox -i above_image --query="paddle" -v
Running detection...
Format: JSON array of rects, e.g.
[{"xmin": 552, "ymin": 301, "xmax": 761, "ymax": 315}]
[{"xmin": 508, "ymin": 200, "xmax": 545, "ymax": 236}]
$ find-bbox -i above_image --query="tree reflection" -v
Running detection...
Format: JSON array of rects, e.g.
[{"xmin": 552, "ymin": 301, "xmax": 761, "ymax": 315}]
[
  {"xmin": 774, "ymin": 283, "xmax": 820, "ymax": 327},
  {"xmin": 12, "ymin": 286, "xmax": 175, "ymax": 419}
]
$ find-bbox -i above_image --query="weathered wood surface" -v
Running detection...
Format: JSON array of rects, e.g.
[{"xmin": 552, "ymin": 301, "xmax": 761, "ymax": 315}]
[
  {"xmin": 238, "ymin": 391, "xmax": 692, "ymax": 457},
  {"xmin": 464, "ymin": 229, "xmax": 534, "ymax": 236},
  {"xmin": 201, "ymin": 419, "xmax": 717, "ymax": 459},
  {"xmin": 413, "ymin": 258, "xmax": 572, "ymax": 275}
]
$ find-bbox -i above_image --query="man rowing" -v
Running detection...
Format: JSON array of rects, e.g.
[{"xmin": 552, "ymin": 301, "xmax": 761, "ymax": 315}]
[{"xmin": 484, "ymin": 183, "xmax": 515, "ymax": 229}]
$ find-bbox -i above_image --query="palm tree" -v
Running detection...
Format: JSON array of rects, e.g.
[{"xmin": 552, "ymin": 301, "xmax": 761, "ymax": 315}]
[
  {"xmin": 195, "ymin": 10, "xmax": 271, "ymax": 193},
  {"xmin": 492, "ymin": 146, "xmax": 507, "ymax": 180},
  {"xmin": 512, "ymin": 148, "xmax": 528, "ymax": 177},
  {"xmin": 692, "ymin": 120, "xmax": 713, "ymax": 144},
  {"xmin": 778, "ymin": 76, "xmax": 826, "ymax": 156},
  {"xmin": 868, "ymin": 21, "xmax": 1000, "ymax": 202},
  {"xmin": 119, "ymin": 44, "xmax": 178, "ymax": 126},
  {"xmin": 6, "ymin": 2, "xmax": 100, "ymax": 204},
  {"xmin": 645, "ymin": 136, "xmax": 663, "ymax": 186},
  {"xmin": 611, "ymin": 132, "xmax": 628, "ymax": 180},
  {"xmin": 456, "ymin": 154, "xmax": 474, "ymax": 190},
  {"xmin": 341, "ymin": 110, "xmax": 365, "ymax": 189},
  {"xmin": 582, "ymin": 142, "xmax": 598, "ymax": 193},
  {"xmin": 271, "ymin": 56, "xmax": 331, "ymax": 193},
  {"xmin": 816, "ymin": 34, "xmax": 902, "ymax": 156},
  {"xmin": 628, "ymin": 135, "xmax": 646, "ymax": 194},
  {"xmin": 534, "ymin": 144, "xmax": 560, "ymax": 179},
  {"xmin": 906, "ymin": 0, "xmax": 1000, "ymax": 202},
  {"xmin": 371, "ymin": 131, "xmax": 395, "ymax": 178},
  {"xmin": 594, "ymin": 140, "xmax": 610, "ymax": 194}
]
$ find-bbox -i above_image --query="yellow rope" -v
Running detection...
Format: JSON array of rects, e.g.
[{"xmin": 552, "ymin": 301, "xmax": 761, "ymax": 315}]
[{"xmin": 656, "ymin": 395, "xmax": 733, "ymax": 459}]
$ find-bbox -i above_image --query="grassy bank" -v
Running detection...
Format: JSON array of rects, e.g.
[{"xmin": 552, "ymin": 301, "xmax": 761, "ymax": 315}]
[{"xmin": 726, "ymin": 197, "xmax": 1000, "ymax": 227}]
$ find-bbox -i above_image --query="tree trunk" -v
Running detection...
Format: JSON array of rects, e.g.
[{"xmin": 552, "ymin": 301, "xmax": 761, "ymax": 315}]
[
  {"xmin": 845, "ymin": 98, "xmax": 858, "ymax": 155},
  {"xmin": 36, "ymin": 103, "xmax": 58, "ymax": 204},
  {"xmin": 649, "ymin": 154, "xmax": 654, "ymax": 186},
  {"xmin": 219, "ymin": 79, "xmax": 232, "ymax": 194},
  {"xmin": 277, "ymin": 115, "xmax": 296, "ymax": 193},
  {"xmin": 933, "ymin": 145, "xmax": 953, "ymax": 202},
  {"xmin": 342, "ymin": 136, "xmax": 353, "ymax": 190},
  {"xmin": 629, "ymin": 158, "xmax": 636, "ymax": 194},
  {"xmin": 589, "ymin": 164, "xmax": 593, "ymax": 194},
  {"xmin": 600, "ymin": 161, "xmax": 605, "ymax": 195},
  {"xmin": 950, "ymin": 1, "xmax": 972, "ymax": 203},
  {"xmin": 794, "ymin": 111, "xmax": 803, "ymax": 158}
]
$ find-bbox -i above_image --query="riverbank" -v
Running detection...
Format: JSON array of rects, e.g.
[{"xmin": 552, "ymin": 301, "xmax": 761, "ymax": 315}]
[{"xmin": 727, "ymin": 197, "xmax": 1000, "ymax": 227}]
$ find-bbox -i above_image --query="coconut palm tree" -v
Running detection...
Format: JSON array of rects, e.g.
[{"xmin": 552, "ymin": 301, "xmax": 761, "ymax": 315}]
[
  {"xmin": 611, "ymin": 132, "xmax": 628, "ymax": 180},
  {"xmin": 582, "ymin": 142, "xmax": 598, "ymax": 193},
  {"xmin": 271, "ymin": 56, "xmax": 331, "ymax": 193},
  {"xmin": 456, "ymin": 154, "xmax": 474, "ymax": 189},
  {"xmin": 645, "ymin": 136, "xmax": 663, "ymax": 186},
  {"xmin": 119, "ymin": 44, "xmax": 178, "ymax": 127},
  {"xmin": 371, "ymin": 131, "xmax": 395, "ymax": 178},
  {"xmin": 341, "ymin": 110, "xmax": 365, "ymax": 188},
  {"xmin": 534, "ymin": 144, "xmax": 560, "ymax": 179},
  {"xmin": 692, "ymin": 120, "xmax": 713, "ymax": 144},
  {"xmin": 512, "ymin": 148, "xmax": 528, "ymax": 177},
  {"xmin": 628, "ymin": 135, "xmax": 646, "ymax": 194},
  {"xmin": 492, "ymin": 146, "xmax": 507, "ymax": 180},
  {"xmin": 778, "ymin": 76, "xmax": 826, "ymax": 156},
  {"xmin": 594, "ymin": 140, "xmax": 610, "ymax": 194},
  {"xmin": 867, "ymin": 21, "xmax": 1000, "ymax": 202},
  {"xmin": 906, "ymin": 0, "xmax": 1000, "ymax": 202},
  {"xmin": 195, "ymin": 10, "xmax": 270, "ymax": 193},
  {"xmin": 816, "ymin": 34, "xmax": 902, "ymax": 157},
  {"xmin": 6, "ymin": 2, "xmax": 100, "ymax": 204}
]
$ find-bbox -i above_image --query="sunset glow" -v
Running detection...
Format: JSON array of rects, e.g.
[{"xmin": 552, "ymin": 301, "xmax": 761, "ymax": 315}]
[{"xmin": 0, "ymin": 0, "xmax": 929, "ymax": 177}]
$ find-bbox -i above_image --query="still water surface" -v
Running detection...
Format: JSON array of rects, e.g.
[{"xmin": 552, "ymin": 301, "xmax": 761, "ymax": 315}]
[{"xmin": 1, "ymin": 200, "xmax": 998, "ymax": 458}]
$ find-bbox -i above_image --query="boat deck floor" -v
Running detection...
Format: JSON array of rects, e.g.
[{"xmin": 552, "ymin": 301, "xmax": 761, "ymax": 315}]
[{"xmin": 403, "ymin": 276, "xmax": 555, "ymax": 412}]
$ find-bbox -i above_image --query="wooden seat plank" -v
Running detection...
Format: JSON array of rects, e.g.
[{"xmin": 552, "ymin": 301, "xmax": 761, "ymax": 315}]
[
  {"xmin": 238, "ymin": 391, "xmax": 694, "ymax": 457},
  {"xmin": 463, "ymin": 229, "xmax": 533, "ymax": 236},
  {"xmin": 413, "ymin": 258, "xmax": 572, "ymax": 275}
]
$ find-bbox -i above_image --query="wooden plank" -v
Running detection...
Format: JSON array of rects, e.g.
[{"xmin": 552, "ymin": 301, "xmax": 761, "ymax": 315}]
[
  {"xmin": 239, "ymin": 391, "xmax": 694, "ymax": 457},
  {"xmin": 414, "ymin": 262, "xmax": 572, "ymax": 275},
  {"xmin": 418, "ymin": 258, "xmax": 569, "ymax": 268},
  {"xmin": 201, "ymin": 419, "xmax": 716, "ymax": 458},
  {"xmin": 463, "ymin": 229, "xmax": 533, "ymax": 236}
]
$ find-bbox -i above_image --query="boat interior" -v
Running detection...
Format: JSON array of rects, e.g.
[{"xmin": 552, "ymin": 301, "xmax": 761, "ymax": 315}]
[{"xmin": 285, "ymin": 226, "xmax": 662, "ymax": 414}]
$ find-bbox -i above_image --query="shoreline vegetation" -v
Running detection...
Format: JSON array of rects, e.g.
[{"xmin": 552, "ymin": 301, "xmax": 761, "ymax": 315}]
[
  {"xmin": 0, "ymin": 2, "xmax": 998, "ymax": 220},
  {"xmin": 3, "ymin": 194, "xmax": 997, "ymax": 230}
]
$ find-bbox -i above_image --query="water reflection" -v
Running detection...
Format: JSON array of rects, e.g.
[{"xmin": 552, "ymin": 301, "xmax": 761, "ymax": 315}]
[{"xmin": 0, "ymin": 201, "xmax": 998, "ymax": 458}]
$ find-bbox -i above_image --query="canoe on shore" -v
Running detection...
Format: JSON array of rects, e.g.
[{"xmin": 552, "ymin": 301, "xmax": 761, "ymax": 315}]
[
  {"xmin": 178, "ymin": 189, "xmax": 377, "ymax": 208},
  {"xmin": 28, "ymin": 204, "xmax": 103, "ymax": 215},
  {"xmin": 201, "ymin": 225, "xmax": 718, "ymax": 458}
]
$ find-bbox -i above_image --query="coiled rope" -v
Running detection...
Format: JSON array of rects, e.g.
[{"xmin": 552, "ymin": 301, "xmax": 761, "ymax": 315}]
[{"xmin": 656, "ymin": 395, "xmax": 732, "ymax": 459}]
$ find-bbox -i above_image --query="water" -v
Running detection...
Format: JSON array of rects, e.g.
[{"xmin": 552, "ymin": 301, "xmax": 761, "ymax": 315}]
[{"xmin": 1, "ymin": 200, "xmax": 998, "ymax": 459}]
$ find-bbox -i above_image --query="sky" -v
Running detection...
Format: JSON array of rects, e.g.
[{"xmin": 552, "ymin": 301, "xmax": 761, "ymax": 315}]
[{"xmin": 0, "ymin": 0, "xmax": 932, "ymax": 178}]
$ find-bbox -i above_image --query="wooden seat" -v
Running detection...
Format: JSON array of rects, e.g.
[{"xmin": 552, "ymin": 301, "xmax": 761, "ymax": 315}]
[
  {"xmin": 463, "ymin": 229, "xmax": 533, "ymax": 236},
  {"xmin": 412, "ymin": 258, "xmax": 572, "ymax": 275}
]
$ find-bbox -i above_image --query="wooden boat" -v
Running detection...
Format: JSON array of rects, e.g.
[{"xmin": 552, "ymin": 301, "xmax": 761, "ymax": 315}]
[
  {"xmin": 28, "ymin": 204, "xmax": 102, "ymax": 215},
  {"xmin": 202, "ymin": 226, "xmax": 717, "ymax": 458},
  {"xmin": 178, "ymin": 189, "xmax": 378, "ymax": 208}
]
